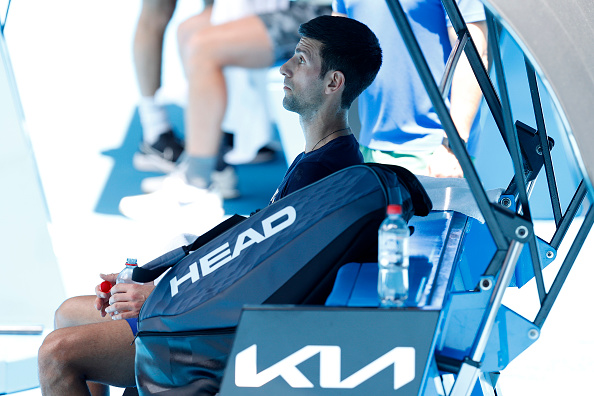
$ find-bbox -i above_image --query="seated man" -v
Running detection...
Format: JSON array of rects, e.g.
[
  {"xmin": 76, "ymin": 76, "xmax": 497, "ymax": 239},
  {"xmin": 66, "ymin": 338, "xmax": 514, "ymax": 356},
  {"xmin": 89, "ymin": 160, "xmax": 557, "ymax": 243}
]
[{"xmin": 37, "ymin": 15, "xmax": 382, "ymax": 395}]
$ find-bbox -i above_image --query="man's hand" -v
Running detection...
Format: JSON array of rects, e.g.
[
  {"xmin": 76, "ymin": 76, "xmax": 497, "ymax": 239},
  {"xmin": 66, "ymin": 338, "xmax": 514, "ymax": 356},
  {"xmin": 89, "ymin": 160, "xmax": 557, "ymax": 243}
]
[
  {"xmin": 94, "ymin": 273, "xmax": 117, "ymax": 317},
  {"xmin": 104, "ymin": 283, "xmax": 155, "ymax": 320},
  {"xmin": 94, "ymin": 273, "xmax": 155, "ymax": 320},
  {"xmin": 428, "ymin": 145, "xmax": 464, "ymax": 178}
]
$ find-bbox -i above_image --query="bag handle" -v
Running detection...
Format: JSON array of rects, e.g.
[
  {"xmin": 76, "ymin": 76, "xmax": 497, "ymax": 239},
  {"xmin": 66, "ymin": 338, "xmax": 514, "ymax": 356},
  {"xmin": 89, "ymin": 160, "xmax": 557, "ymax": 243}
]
[{"xmin": 132, "ymin": 214, "xmax": 247, "ymax": 283}]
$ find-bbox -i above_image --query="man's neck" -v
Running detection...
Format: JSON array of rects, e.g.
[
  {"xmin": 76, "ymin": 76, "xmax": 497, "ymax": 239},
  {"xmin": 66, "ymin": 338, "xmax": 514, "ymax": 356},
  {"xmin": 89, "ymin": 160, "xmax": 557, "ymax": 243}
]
[{"xmin": 301, "ymin": 111, "xmax": 350, "ymax": 153}]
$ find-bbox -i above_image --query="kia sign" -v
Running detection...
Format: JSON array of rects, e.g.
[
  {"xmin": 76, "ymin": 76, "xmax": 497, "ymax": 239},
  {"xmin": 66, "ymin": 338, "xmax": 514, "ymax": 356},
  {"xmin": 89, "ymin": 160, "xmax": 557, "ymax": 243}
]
[
  {"xmin": 220, "ymin": 307, "xmax": 440, "ymax": 395},
  {"xmin": 235, "ymin": 345, "xmax": 416, "ymax": 390}
]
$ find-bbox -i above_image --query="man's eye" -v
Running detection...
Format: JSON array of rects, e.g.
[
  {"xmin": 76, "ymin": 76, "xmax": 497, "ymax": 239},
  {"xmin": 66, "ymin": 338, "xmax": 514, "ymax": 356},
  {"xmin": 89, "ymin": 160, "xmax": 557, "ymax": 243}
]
[{"xmin": 299, "ymin": 57, "xmax": 305, "ymax": 64}]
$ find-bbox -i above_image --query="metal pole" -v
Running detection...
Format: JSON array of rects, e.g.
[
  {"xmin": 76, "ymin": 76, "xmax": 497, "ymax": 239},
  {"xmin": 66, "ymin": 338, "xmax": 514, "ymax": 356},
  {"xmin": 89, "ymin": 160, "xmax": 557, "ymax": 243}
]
[
  {"xmin": 450, "ymin": 240, "xmax": 523, "ymax": 396},
  {"xmin": 534, "ymin": 205, "xmax": 594, "ymax": 327}
]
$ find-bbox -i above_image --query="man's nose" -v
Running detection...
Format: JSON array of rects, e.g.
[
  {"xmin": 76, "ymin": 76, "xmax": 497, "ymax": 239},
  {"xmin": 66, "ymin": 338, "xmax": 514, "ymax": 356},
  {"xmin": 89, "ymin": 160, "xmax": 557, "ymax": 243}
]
[{"xmin": 279, "ymin": 59, "xmax": 292, "ymax": 77}]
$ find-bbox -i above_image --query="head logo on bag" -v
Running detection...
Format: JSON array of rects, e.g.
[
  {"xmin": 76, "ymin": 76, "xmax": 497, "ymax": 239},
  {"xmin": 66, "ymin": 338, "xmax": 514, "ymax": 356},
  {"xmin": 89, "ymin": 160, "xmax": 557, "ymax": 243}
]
[{"xmin": 170, "ymin": 206, "xmax": 297, "ymax": 297}]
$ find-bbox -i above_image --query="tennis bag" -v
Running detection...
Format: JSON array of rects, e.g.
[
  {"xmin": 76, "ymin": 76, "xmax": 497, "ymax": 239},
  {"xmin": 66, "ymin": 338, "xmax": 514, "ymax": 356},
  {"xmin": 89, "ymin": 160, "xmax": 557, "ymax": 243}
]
[{"xmin": 133, "ymin": 163, "xmax": 432, "ymax": 395}]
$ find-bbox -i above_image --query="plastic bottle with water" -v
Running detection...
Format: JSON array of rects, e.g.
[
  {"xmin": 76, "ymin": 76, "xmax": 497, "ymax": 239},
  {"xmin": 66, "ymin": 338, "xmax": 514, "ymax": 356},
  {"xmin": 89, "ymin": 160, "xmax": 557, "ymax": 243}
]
[
  {"xmin": 378, "ymin": 204, "xmax": 409, "ymax": 307},
  {"xmin": 108, "ymin": 258, "xmax": 142, "ymax": 315},
  {"xmin": 116, "ymin": 258, "xmax": 142, "ymax": 285}
]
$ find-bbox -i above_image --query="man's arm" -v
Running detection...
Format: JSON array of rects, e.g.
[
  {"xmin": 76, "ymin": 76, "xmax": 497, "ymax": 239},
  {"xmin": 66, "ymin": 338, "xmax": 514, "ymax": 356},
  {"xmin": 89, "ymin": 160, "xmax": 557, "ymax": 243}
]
[{"xmin": 429, "ymin": 21, "xmax": 488, "ymax": 178}]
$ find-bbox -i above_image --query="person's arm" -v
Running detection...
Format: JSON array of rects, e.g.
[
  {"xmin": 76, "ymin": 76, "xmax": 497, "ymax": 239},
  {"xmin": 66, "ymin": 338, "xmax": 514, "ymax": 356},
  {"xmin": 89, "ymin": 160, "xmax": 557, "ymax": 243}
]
[{"xmin": 429, "ymin": 21, "xmax": 488, "ymax": 178}]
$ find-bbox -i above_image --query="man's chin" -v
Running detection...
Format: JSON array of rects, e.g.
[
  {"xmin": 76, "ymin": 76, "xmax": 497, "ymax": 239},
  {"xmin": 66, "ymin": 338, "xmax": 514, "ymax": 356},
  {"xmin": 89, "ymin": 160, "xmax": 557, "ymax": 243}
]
[{"xmin": 282, "ymin": 97, "xmax": 298, "ymax": 114}]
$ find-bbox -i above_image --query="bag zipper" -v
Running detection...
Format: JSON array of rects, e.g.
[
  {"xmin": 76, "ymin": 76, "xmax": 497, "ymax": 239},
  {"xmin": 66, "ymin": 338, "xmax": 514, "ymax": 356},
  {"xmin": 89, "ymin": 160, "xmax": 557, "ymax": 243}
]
[{"xmin": 136, "ymin": 326, "xmax": 237, "ymax": 339}]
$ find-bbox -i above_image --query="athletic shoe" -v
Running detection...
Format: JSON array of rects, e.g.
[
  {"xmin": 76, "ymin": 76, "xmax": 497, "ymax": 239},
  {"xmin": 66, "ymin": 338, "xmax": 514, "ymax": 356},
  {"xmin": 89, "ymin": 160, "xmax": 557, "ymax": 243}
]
[
  {"xmin": 118, "ymin": 175, "xmax": 223, "ymax": 222},
  {"xmin": 133, "ymin": 130, "xmax": 184, "ymax": 173},
  {"xmin": 251, "ymin": 146, "xmax": 277, "ymax": 164},
  {"xmin": 210, "ymin": 166, "xmax": 240, "ymax": 199},
  {"xmin": 141, "ymin": 165, "xmax": 240, "ymax": 200}
]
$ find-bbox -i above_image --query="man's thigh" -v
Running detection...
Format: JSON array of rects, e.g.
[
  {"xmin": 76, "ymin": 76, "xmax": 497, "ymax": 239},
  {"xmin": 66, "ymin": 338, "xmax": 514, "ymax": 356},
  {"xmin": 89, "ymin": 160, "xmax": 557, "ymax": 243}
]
[{"xmin": 52, "ymin": 319, "xmax": 137, "ymax": 387}]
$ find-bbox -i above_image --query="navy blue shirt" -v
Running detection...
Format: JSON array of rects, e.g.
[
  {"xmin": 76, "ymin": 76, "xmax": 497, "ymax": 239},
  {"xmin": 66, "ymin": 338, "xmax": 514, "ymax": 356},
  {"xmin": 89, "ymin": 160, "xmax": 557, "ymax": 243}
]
[{"xmin": 270, "ymin": 134, "xmax": 363, "ymax": 204}]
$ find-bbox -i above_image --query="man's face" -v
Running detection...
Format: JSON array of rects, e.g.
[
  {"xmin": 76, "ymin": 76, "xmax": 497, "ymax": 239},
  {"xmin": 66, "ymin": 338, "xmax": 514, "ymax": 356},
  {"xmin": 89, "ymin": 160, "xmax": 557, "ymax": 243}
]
[{"xmin": 279, "ymin": 37, "xmax": 326, "ymax": 115}]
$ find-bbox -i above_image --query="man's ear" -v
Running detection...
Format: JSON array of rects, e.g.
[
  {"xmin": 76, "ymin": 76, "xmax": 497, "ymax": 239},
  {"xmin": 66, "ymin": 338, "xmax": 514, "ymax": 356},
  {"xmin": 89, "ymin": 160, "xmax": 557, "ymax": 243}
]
[{"xmin": 325, "ymin": 70, "xmax": 345, "ymax": 94}]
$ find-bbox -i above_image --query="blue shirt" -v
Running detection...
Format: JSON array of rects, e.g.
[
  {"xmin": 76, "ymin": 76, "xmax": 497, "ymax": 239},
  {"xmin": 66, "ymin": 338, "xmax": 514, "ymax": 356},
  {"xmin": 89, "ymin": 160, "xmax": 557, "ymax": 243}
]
[
  {"xmin": 270, "ymin": 134, "xmax": 363, "ymax": 204},
  {"xmin": 333, "ymin": 0, "xmax": 485, "ymax": 156}
]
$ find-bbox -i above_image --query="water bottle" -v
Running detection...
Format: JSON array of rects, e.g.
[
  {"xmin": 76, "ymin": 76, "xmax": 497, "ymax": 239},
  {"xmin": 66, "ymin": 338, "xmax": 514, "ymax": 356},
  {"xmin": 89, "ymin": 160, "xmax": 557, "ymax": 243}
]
[
  {"xmin": 116, "ymin": 258, "xmax": 142, "ymax": 285},
  {"xmin": 112, "ymin": 258, "xmax": 142, "ymax": 315},
  {"xmin": 378, "ymin": 204, "xmax": 409, "ymax": 307}
]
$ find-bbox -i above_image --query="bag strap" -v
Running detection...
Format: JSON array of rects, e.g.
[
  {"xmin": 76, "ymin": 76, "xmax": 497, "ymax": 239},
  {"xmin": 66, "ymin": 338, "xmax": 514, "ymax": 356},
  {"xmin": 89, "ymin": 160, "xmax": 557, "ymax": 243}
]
[
  {"xmin": 183, "ymin": 214, "xmax": 247, "ymax": 253},
  {"xmin": 132, "ymin": 214, "xmax": 247, "ymax": 283}
]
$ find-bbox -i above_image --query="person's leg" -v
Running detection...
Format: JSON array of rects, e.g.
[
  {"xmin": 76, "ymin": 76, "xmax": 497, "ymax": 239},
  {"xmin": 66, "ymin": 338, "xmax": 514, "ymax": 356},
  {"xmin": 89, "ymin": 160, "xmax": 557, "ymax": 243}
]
[
  {"xmin": 54, "ymin": 295, "xmax": 111, "ymax": 329},
  {"xmin": 133, "ymin": 0, "xmax": 177, "ymax": 98},
  {"xmin": 176, "ymin": 15, "xmax": 274, "ymax": 185},
  {"xmin": 51, "ymin": 296, "xmax": 115, "ymax": 396},
  {"xmin": 38, "ymin": 319, "xmax": 136, "ymax": 396},
  {"xmin": 133, "ymin": 0, "xmax": 182, "ymax": 171}
]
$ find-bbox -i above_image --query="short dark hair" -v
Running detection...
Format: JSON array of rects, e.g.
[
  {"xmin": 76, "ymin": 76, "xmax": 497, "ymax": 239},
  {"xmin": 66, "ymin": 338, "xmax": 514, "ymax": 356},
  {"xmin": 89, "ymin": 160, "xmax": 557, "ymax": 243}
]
[{"xmin": 299, "ymin": 15, "xmax": 382, "ymax": 109}]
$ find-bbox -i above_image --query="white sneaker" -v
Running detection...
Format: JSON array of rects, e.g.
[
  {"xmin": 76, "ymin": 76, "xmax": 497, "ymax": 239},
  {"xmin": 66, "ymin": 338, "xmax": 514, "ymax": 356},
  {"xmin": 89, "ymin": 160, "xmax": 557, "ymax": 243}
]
[
  {"xmin": 210, "ymin": 166, "xmax": 240, "ymax": 199},
  {"xmin": 119, "ymin": 176, "xmax": 224, "ymax": 222},
  {"xmin": 141, "ymin": 166, "xmax": 240, "ymax": 200}
]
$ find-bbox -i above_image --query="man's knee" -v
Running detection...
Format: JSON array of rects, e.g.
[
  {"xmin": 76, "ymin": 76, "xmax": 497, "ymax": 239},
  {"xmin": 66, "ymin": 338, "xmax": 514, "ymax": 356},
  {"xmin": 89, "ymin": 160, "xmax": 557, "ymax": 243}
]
[
  {"xmin": 38, "ymin": 329, "xmax": 75, "ymax": 377},
  {"xmin": 177, "ymin": 7, "xmax": 212, "ymax": 47},
  {"xmin": 54, "ymin": 295, "xmax": 99, "ymax": 328},
  {"xmin": 177, "ymin": 19, "xmax": 217, "ymax": 64},
  {"xmin": 55, "ymin": 296, "xmax": 91, "ymax": 328}
]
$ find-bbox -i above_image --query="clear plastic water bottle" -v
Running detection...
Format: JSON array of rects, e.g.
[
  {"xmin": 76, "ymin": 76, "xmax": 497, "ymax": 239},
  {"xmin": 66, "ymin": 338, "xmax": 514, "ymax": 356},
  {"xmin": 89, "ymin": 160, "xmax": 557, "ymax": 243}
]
[
  {"xmin": 112, "ymin": 258, "xmax": 142, "ymax": 315},
  {"xmin": 116, "ymin": 258, "xmax": 142, "ymax": 285},
  {"xmin": 378, "ymin": 204, "xmax": 409, "ymax": 307}
]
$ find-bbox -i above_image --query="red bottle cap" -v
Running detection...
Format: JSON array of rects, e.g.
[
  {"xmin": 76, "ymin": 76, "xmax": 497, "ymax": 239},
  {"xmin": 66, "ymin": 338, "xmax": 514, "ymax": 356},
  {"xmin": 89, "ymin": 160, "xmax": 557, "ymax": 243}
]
[
  {"xmin": 386, "ymin": 204, "xmax": 402, "ymax": 215},
  {"xmin": 100, "ymin": 280, "xmax": 113, "ymax": 293}
]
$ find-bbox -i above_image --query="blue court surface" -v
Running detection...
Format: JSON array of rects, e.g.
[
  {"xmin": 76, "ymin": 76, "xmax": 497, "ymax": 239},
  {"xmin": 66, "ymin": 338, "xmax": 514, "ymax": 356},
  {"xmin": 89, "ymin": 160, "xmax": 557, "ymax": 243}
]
[{"xmin": 1, "ymin": 1, "xmax": 593, "ymax": 395}]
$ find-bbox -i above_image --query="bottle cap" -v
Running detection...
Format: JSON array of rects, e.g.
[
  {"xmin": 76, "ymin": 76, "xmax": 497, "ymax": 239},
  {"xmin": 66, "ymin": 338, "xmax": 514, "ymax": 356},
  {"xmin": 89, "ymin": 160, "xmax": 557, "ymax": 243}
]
[
  {"xmin": 386, "ymin": 204, "xmax": 402, "ymax": 215},
  {"xmin": 126, "ymin": 258, "xmax": 138, "ymax": 266},
  {"xmin": 100, "ymin": 280, "xmax": 112, "ymax": 293}
]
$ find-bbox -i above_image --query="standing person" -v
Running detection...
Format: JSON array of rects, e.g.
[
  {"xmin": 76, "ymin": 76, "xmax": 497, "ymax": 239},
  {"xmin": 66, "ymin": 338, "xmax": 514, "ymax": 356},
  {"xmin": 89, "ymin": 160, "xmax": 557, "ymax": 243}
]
[
  {"xmin": 37, "ymin": 14, "xmax": 382, "ymax": 396},
  {"xmin": 120, "ymin": 0, "xmax": 333, "ymax": 219},
  {"xmin": 333, "ymin": 0, "xmax": 488, "ymax": 177}
]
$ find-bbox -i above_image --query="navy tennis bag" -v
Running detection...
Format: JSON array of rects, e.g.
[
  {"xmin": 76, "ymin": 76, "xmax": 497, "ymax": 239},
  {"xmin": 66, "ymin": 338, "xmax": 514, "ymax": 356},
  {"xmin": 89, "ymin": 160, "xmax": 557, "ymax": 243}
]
[{"xmin": 132, "ymin": 164, "xmax": 432, "ymax": 395}]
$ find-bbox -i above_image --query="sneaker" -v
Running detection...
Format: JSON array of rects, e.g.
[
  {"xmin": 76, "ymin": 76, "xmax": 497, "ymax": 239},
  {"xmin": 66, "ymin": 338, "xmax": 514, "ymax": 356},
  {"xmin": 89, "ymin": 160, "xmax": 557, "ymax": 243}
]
[
  {"xmin": 251, "ymin": 146, "xmax": 277, "ymax": 164},
  {"xmin": 119, "ymin": 175, "xmax": 223, "ymax": 222},
  {"xmin": 141, "ymin": 165, "xmax": 240, "ymax": 200},
  {"xmin": 133, "ymin": 130, "xmax": 184, "ymax": 173},
  {"xmin": 210, "ymin": 166, "xmax": 240, "ymax": 199}
]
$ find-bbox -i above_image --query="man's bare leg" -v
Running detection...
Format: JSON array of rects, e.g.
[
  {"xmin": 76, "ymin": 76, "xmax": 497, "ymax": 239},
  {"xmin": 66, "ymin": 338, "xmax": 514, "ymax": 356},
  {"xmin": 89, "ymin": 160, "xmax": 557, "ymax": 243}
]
[
  {"xmin": 38, "ymin": 316, "xmax": 136, "ymax": 396},
  {"xmin": 133, "ymin": 0, "xmax": 177, "ymax": 97},
  {"xmin": 46, "ymin": 296, "xmax": 120, "ymax": 396},
  {"xmin": 177, "ymin": 14, "xmax": 274, "ymax": 159}
]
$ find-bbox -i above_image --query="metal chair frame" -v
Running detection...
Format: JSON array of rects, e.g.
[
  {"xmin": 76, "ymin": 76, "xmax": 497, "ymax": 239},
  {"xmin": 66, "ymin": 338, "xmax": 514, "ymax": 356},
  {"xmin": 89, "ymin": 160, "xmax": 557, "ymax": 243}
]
[{"xmin": 385, "ymin": 0, "xmax": 593, "ymax": 394}]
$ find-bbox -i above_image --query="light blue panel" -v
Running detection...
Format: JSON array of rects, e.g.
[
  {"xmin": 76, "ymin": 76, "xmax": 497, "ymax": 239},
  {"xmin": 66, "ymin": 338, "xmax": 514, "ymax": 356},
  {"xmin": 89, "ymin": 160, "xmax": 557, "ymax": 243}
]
[
  {"xmin": 0, "ymin": 32, "xmax": 65, "ymax": 393},
  {"xmin": 474, "ymin": 30, "xmax": 582, "ymax": 219}
]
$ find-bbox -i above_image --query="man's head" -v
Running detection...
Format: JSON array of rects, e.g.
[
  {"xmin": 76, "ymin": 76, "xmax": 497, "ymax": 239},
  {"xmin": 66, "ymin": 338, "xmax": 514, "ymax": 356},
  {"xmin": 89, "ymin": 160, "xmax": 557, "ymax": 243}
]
[
  {"xmin": 280, "ymin": 15, "xmax": 381, "ymax": 114},
  {"xmin": 300, "ymin": 15, "xmax": 382, "ymax": 109}
]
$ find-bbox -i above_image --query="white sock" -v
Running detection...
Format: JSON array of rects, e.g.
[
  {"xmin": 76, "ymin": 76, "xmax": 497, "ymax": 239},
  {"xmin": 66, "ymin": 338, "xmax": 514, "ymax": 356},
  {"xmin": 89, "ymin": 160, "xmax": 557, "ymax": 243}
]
[{"xmin": 138, "ymin": 96, "xmax": 171, "ymax": 145}]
